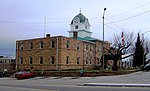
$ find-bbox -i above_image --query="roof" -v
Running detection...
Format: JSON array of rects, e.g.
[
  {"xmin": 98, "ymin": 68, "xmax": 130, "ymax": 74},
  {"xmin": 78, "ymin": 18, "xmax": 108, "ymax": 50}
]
[
  {"xmin": 75, "ymin": 36, "xmax": 103, "ymax": 43},
  {"xmin": 71, "ymin": 13, "xmax": 88, "ymax": 24}
]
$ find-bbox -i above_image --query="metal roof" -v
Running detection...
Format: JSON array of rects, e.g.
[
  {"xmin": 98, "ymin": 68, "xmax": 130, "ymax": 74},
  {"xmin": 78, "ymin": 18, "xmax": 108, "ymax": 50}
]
[{"xmin": 70, "ymin": 13, "xmax": 88, "ymax": 24}]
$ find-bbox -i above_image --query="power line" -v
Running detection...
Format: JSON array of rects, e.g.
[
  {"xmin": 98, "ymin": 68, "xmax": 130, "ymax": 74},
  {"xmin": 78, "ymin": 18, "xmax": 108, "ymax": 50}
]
[
  {"xmin": 104, "ymin": 24, "xmax": 120, "ymax": 33},
  {"xmin": 105, "ymin": 18, "xmax": 127, "ymax": 31},
  {"xmin": 1, "ymin": 7, "xmax": 150, "ymax": 25},
  {"xmin": 0, "ymin": 20, "xmax": 70, "ymax": 24},
  {"xmin": 107, "ymin": 1, "xmax": 150, "ymax": 18},
  {"xmin": 0, "ymin": 20, "xmax": 42, "ymax": 24},
  {"xmin": 106, "ymin": 9, "xmax": 150, "ymax": 24}
]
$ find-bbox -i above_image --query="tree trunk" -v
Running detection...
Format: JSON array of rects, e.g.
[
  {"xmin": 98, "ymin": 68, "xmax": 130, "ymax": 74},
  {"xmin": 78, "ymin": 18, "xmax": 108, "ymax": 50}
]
[{"xmin": 112, "ymin": 60, "xmax": 118, "ymax": 71}]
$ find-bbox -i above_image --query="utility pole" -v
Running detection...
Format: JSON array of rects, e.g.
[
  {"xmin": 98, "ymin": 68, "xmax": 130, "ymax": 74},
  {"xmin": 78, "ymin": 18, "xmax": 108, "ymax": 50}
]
[{"xmin": 102, "ymin": 8, "xmax": 107, "ymax": 70}]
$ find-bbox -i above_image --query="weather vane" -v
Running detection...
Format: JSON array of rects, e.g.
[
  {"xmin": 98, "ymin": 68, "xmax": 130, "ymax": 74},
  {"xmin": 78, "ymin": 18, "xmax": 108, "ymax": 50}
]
[{"xmin": 80, "ymin": 8, "xmax": 81, "ymax": 13}]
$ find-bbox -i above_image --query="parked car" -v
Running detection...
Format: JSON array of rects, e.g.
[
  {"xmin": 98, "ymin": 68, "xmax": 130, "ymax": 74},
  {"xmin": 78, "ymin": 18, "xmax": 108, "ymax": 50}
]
[
  {"xmin": 15, "ymin": 71, "xmax": 35, "ymax": 79},
  {"xmin": 141, "ymin": 64, "xmax": 150, "ymax": 71}
]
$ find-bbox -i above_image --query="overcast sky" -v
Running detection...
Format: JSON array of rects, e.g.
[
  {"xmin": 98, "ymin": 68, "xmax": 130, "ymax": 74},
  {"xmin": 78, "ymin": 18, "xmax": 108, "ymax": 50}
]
[{"xmin": 1, "ymin": 0, "xmax": 150, "ymax": 57}]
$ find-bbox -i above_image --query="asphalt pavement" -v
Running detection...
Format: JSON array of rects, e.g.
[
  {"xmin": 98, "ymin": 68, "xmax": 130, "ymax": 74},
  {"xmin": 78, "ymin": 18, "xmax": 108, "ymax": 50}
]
[{"xmin": 1, "ymin": 71, "xmax": 150, "ymax": 88}]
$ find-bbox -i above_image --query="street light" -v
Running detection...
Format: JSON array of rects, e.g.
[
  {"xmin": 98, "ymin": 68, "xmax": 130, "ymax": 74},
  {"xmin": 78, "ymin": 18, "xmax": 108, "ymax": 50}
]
[
  {"xmin": 102, "ymin": 8, "xmax": 107, "ymax": 70},
  {"xmin": 142, "ymin": 31, "xmax": 150, "ymax": 66}
]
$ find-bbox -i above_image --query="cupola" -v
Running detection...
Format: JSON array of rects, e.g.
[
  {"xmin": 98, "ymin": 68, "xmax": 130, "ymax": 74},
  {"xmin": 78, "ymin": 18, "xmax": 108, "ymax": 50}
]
[{"xmin": 68, "ymin": 11, "xmax": 92, "ymax": 38}]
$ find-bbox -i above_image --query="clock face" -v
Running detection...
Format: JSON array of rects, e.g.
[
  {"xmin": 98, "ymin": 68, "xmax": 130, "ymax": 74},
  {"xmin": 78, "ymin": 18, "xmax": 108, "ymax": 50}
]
[{"xmin": 74, "ymin": 17, "xmax": 79, "ymax": 23}]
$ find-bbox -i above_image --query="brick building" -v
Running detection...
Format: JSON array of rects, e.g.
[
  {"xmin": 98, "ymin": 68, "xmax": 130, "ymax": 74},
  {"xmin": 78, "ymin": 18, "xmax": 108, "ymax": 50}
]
[
  {"xmin": 16, "ymin": 12, "xmax": 111, "ymax": 70},
  {"xmin": 0, "ymin": 56, "xmax": 15, "ymax": 72}
]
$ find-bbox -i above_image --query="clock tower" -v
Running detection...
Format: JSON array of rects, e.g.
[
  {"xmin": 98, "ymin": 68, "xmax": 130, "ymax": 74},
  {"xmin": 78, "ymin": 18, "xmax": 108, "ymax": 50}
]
[{"xmin": 69, "ymin": 12, "xmax": 92, "ymax": 38}]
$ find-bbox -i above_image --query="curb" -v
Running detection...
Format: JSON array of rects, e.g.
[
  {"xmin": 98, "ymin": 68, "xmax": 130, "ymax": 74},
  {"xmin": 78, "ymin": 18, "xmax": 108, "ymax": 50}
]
[{"xmin": 81, "ymin": 83, "xmax": 150, "ymax": 87}]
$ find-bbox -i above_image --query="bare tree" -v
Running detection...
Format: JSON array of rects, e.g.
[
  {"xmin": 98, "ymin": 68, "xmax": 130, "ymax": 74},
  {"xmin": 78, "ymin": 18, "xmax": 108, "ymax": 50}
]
[{"xmin": 107, "ymin": 31, "xmax": 135, "ymax": 71}]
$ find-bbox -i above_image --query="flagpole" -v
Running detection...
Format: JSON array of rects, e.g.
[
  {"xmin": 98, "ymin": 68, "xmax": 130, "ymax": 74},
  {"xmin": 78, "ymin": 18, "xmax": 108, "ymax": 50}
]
[
  {"xmin": 44, "ymin": 16, "xmax": 46, "ymax": 37},
  {"xmin": 121, "ymin": 31, "xmax": 125, "ymax": 46}
]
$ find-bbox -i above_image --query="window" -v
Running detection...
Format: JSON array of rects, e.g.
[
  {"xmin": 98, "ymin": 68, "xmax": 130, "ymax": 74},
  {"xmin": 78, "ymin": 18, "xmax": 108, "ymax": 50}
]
[
  {"xmin": 77, "ymin": 57, "xmax": 80, "ymax": 64},
  {"xmin": 90, "ymin": 57, "xmax": 92, "ymax": 64},
  {"xmin": 85, "ymin": 26, "xmax": 87, "ymax": 29},
  {"xmin": 97, "ymin": 58, "xmax": 100, "ymax": 64},
  {"xmin": 39, "ymin": 57, "xmax": 43, "ymax": 64},
  {"xmin": 97, "ymin": 48, "xmax": 99, "ymax": 52},
  {"xmin": 66, "ymin": 56, "xmax": 69, "ymax": 64},
  {"xmin": 75, "ymin": 26, "xmax": 78, "ymax": 29},
  {"xmin": 97, "ymin": 43, "xmax": 102, "ymax": 52},
  {"xmin": 86, "ymin": 44, "xmax": 88, "ymax": 51},
  {"xmin": 19, "ymin": 43, "xmax": 24, "ymax": 50},
  {"xmin": 66, "ymin": 40, "xmax": 70, "ymax": 48},
  {"xmin": 86, "ymin": 57, "xmax": 88, "ymax": 64},
  {"xmin": 40, "ymin": 41, "xmax": 44, "ymax": 49},
  {"xmin": 50, "ymin": 56, "xmax": 55, "ymax": 64},
  {"xmin": 77, "ymin": 43, "xmax": 80, "ymax": 50},
  {"xmin": 20, "ymin": 57, "xmax": 23, "ymax": 64},
  {"xmin": 29, "ymin": 57, "xmax": 33, "ymax": 64},
  {"xmin": 29, "ymin": 42, "xmax": 33, "ymax": 49},
  {"xmin": 51, "ymin": 40, "xmax": 55, "ymax": 48},
  {"xmin": 90, "ymin": 46, "xmax": 92, "ymax": 52}
]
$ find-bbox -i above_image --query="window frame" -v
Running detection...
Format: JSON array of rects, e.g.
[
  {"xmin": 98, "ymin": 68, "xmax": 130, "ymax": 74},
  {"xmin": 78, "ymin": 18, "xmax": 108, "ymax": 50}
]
[
  {"xmin": 29, "ymin": 42, "xmax": 33, "ymax": 49},
  {"xmin": 51, "ymin": 40, "xmax": 55, "ymax": 48},
  {"xmin": 85, "ymin": 26, "xmax": 87, "ymax": 29},
  {"xmin": 75, "ymin": 25, "xmax": 78, "ymax": 29},
  {"xmin": 29, "ymin": 57, "xmax": 33, "ymax": 64},
  {"xmin": 90, "ymin": 57, "xmax": 92, "ymax": 64},
  {"xmin": 40, "ymin": 41, "xmax": 44, "ymax": 49},
  {"xmin": 77, "ymin": 43, "xmax": 80, "ymax": 50},
  {"xmin": 86, "ymin": 44, "xmax": 88, "ymax": 51},
  {"xmin": 39, "ymin": 56, "xmax": 43, "ymax": 64},
  {"xmin": 66, "ymin": 40, "xmax": 70, "ymax": 48},
  {"xmin": 77, "ymin": 57, "xmax": 80, "ymax": 64},
  {"xmin": 66, "ymin": 56, "xmax": 69, "ymax": 64},
  {"xmin": 19, "ymin": 43, "xmax": 24, "ymax": 50},
  {"xmin": 90, "ymin": 45, "xmax": 93, "ymax": 52},
  {"xmin": 86, "ymin": 57, "xmax": 88, "ymax": 64},
  {"xmin": 20, "ymin": 57, "xmax": 23, "ymax": 64},
  {"xmin": 50, "ymin": 56, "xmax": 55, "ymax": 64},
  {"xmin": 97, "ymin": 58, "xmax": 100, "ymax": 64}
]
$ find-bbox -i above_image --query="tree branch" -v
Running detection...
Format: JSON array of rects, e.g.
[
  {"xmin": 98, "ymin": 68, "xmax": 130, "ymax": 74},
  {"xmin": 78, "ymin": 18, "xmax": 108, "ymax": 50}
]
[{"xmin": 121, "ymin": 53, "xmax": 134, "ymax": 59}]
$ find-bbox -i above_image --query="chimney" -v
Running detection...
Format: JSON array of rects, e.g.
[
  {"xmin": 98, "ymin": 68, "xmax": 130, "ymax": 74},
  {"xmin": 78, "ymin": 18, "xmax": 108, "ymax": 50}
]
[
  {"xmin": 73, "ymin": 31, "xmax": 78, "ymax": 39},
  {"xmin": 46, "ymin": 34, "xmax": 50, "ymax": 37}
]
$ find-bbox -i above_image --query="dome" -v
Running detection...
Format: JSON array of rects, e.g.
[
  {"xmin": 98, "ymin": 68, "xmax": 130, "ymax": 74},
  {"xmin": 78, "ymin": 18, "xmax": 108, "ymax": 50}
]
[{"xmin": 70, "ymin": 13, "xmax": 88, "ymax": 24}]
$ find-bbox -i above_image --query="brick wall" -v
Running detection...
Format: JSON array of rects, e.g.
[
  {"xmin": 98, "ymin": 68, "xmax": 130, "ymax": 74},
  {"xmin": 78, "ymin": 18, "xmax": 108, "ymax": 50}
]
[{"xmin": 16, "ymin": 36, "xmax": 111, "ymax": 70}]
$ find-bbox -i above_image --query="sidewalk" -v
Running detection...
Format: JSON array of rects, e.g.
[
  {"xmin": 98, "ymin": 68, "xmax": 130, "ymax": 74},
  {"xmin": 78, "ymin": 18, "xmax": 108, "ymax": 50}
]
[
  {"xmin": 80, "ymin": 71, "xmax": 150, "ymax": 87},
  {"xmin": 81, "ymin": 83, "xmax": 150, "ymax": 87}
]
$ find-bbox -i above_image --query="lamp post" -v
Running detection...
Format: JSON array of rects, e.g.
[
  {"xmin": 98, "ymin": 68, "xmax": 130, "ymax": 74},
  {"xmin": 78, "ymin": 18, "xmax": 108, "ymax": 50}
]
[
  {"xmin": 142, "ymin": 31, "xmax": 150, "ymax": 66},
  {"xmin": 102, "ymin": 8, "xmax": 107, "ymax": 70}
]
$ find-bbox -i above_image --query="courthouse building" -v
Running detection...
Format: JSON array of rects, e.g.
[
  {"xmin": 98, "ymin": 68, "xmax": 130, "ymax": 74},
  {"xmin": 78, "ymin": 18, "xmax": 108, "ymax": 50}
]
[{"xmin": 16, "ymin": 12, "xmax": 110, "ymax": 70}]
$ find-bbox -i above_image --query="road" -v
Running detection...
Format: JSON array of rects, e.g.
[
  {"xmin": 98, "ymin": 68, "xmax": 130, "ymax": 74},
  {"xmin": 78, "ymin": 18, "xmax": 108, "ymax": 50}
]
[{"xmin": 0, "ymin": 71, "xmax": 150, "ymax": 91}]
